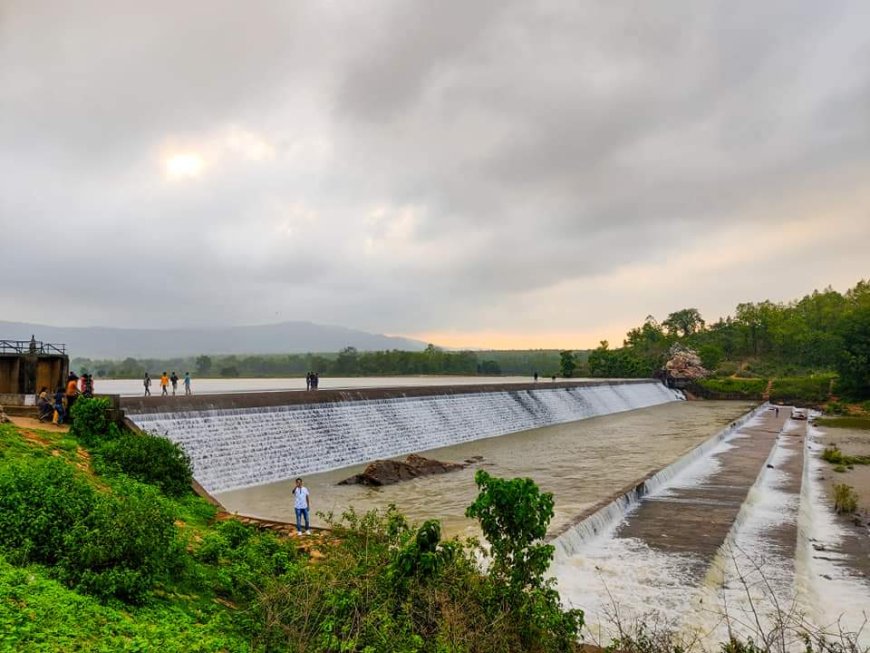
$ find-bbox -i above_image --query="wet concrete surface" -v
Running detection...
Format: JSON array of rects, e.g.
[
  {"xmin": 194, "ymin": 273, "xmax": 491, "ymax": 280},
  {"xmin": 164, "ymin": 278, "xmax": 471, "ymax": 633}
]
[{"xmin": 616, "ymin": 409, "xmax": 789, "ymax": 569}]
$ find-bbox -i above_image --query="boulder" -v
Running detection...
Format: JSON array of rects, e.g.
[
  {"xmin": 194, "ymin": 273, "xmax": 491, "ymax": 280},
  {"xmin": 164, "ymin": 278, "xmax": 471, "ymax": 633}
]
[
  {"xmin": 0, "ymin": 407, "xmax": 10, "ymax": 424},
  {"xmin": 339, "ymin": 454, "xmax": 466, "ymax": 486}
]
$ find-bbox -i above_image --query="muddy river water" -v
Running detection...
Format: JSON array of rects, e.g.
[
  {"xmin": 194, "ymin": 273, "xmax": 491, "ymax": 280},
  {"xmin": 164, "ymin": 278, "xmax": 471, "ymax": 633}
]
[{"xmin": 217, "ymin": 400, "xmax": 754, "ymax": 537}]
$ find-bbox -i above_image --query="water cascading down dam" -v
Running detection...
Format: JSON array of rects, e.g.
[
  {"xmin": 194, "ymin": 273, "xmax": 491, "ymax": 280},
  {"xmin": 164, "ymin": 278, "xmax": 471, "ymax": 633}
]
[{"xmin": 122, "ymin": 380, "xmax": 684, "ymax": 494}]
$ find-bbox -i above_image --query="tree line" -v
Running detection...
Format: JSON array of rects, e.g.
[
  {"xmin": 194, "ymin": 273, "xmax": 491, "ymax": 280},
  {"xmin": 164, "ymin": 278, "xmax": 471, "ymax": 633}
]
[
  {"xmin": 73, "ymin": 346, "xmax": 565, "ymax": 379},
  {"xmin": 576, "ymin": 279, "xmax": 869, "ymax": 399}
]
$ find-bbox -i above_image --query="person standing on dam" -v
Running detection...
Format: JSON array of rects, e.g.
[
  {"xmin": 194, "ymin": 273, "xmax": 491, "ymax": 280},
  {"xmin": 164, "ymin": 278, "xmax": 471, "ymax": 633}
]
[
  {"xmin": 160, "ymin": 372, "xmax": 169, "ymax": 396},
  {"xmin": 184, "ymin": 372, "xmax": 192, "ymax": 395},
  {"xmin": 170, "ymin": 371, "xmax": 179, "ymax": 396},
  {"xmin": 144, "ymin": 372, "xmax": 152, "ymax": 396},
  {"xmin": 292, "ymin": 478, "xmax": 311, "ymax": 535}
]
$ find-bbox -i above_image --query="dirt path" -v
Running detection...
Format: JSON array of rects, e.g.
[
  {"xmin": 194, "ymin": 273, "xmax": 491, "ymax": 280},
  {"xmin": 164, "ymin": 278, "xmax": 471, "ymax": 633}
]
[{"xmin": 7, "ymin": 415, "xmax": 70, "ymax": 434}]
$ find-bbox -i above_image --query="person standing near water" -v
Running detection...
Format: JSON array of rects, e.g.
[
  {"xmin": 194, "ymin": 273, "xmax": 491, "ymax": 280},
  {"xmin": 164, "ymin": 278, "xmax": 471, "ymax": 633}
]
[
  {"xmin": 170, "ymin": 371, "xmax": 179, "ymax": 396},
  {"xmin": 160, "ymin": 372, "xmax": 169, "ymax": 396},
  {"xmin": 144, "ymin": 372, "xmax": 152, "ymax": 396},
  {"xmin": 292, "ymin": 478, "xmax": 311, "ymax": 535},
  {"xmin": 184, "ymin": 372, "xmax": 191, "ymax": 395}
]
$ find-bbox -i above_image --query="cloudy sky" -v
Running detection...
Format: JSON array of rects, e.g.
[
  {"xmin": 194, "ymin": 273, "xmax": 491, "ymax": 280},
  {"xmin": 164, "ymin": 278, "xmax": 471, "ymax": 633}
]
[{"xmin": 2, "ymin": 1, "xmax": 869, "ymax": 349}]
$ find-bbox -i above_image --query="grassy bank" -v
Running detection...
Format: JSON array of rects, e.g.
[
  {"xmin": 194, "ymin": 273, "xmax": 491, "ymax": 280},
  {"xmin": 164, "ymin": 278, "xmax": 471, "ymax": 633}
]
[
  {"xmin": 694, "ymin": 374, "xmax": 837, "ymax": 405},
  {"xmin": 0, "ymin": 399, "xmax": 582, "ymax": 652}
]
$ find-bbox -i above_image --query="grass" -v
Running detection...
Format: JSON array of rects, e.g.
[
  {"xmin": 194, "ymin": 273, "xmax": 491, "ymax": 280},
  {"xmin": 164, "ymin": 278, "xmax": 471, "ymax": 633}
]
[
  {"xmin": 821, "ymin": 444, "xmax": 870, "ymax": 467},
  {"xmin": 768, "ymin": 375, "xmax": 834, "ymax": 403},
  {"xmin": 815, "ymin": 416, "xmax": 870, "ymax": 430},
  {"xmin": 696, "ymin": 377, "xmax": 767, "ymax": 398},
  {"xmin": 832, "ymin": 483, "xmax": 859, "ymax": 514}
]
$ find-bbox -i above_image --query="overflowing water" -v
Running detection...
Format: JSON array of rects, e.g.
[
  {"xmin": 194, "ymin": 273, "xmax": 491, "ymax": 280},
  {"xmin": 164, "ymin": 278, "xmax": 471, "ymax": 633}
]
[
  {"xmin": 129, "ymin": 381, "xmax": 682, "ymax": 494},
  {"xmin": 217, "ymin": 400, "xmax": 754, "ymax": 537}
]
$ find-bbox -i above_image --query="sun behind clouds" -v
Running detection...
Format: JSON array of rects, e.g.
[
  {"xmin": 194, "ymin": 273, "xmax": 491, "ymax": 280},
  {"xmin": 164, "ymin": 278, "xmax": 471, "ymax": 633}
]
[{"xmin": 164, "ymin": 152, "xmax": 204, "ymax": 180}]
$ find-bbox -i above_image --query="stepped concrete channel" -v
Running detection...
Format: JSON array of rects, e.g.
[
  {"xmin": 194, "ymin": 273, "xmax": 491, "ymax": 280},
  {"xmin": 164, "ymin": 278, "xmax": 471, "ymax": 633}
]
[{"xmin": 552, "ymin": 408, "xmax": 870, "ymax": 649}]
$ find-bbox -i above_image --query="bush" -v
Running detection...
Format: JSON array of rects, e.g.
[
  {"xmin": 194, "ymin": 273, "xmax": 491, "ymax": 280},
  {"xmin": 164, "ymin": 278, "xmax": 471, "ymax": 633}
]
[
  {"xmin": 254, "ymin": 478, "xmax": 584, "ymax": 653},
  {"xmin": 0, "ymin": 458, "xmax": 94, "ymax": 565},
  {"xmin": 96, "ymin": 431, "xmax": 192, "ymax": 497},
  {"xmin": 697, "ymin": 378, "xmax": 767, "ymax": 398},
  {"xmin": 195, "ymin": 519, "xmax": 297, "ymax": 603},
  {"xmin": 57, "ymin": 479, "xmax": 181, "ymax": 602},
  {"xmin": 833, "ymin": 483, "xmax": 858, "ymax": 514},
  {"xmin": 69, "ymin": 397, "xmax": 113, "ymax": 446},
  {"xmin": 769, "ymin": 376, "xmax": 833, "ymax": 404},
  {"xmin": 0, "ymin": 458, "xmax": 181, "ymax": 603}
]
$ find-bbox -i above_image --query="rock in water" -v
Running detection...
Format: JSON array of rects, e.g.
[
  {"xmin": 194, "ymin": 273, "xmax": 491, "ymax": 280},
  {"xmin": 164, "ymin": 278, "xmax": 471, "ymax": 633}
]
[{"xmin": 338, "ymin": 454, "xmax": 466, "ymax": 486}]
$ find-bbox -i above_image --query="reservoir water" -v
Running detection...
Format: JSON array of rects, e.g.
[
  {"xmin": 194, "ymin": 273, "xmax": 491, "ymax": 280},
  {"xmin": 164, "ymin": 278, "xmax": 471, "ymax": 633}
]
[
  {"xmin": 99, "ymin": 375, "xmax": 544, "ymax": 397},
  {"xmin": 216, "ymin": 400, "xmax": 754, "ymax": 538}
]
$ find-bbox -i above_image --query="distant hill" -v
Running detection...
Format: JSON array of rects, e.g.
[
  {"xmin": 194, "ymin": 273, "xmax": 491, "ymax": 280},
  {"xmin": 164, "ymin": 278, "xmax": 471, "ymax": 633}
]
[{"xmin": 0, "ymin": 321, "xmax": 429, "ymax": 359}]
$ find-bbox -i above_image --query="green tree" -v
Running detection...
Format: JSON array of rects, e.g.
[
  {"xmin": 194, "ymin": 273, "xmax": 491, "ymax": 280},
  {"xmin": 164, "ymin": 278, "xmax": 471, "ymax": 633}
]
[
  {"xmin": 662, "ymin": 308, "xmax": 705, "ymax": 338},
  {"xmin": 559, "ymin": 350, "xmax": 577, "ymax": 378},
  {"xmin": 195, "ymin": 355, "xmax": 212, "ymax": 376},
  {"xmin": 836, "ymin": 305, "xmax": 870, "ymax": 399},
  {"xmin": 466, "ymin": 471, "xmax": 583, "ymax": 649},
  {"xmin": 466, "ymin": 470, "xmax": 555, "ymax": 593}
]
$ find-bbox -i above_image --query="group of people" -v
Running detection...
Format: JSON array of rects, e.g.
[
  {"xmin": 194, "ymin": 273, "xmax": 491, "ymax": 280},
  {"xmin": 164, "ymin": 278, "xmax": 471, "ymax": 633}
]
[
  {"xmin": 144, "ymin": 371, "xmax": 191, "ymax": 396},
  {"xmin": 305, "ymin": 371, "xmax": 320, "ymax": 391},
  {"xmin": 37, "ymin": 371, "xmax": 93, "ymax": 425}
]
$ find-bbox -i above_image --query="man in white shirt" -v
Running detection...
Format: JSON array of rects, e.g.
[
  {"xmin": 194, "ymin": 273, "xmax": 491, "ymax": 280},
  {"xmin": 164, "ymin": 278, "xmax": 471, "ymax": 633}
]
[{"xmin": 293, "ymin": 477, "xmax": 311, "ymax": 535}]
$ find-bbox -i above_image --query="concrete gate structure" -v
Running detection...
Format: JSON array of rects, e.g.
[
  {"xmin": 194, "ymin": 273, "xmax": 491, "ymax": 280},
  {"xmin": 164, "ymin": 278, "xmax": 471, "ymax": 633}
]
[{"xmin": 0, "ymin": 337, "xmax": 69, "ymax": 404}]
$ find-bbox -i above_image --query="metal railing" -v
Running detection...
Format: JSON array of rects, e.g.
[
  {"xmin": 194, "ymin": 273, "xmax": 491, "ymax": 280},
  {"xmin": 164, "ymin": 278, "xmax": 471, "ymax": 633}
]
[{"xmin": 0, "ymin": 339, "xmax": 67, "ymax": 355}]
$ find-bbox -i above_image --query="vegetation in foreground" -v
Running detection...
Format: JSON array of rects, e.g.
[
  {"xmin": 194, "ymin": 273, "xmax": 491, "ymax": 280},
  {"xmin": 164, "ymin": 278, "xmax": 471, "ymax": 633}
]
[{"xmin": 0, "ymin": 398, "xmax": 582, "ymax": 652}]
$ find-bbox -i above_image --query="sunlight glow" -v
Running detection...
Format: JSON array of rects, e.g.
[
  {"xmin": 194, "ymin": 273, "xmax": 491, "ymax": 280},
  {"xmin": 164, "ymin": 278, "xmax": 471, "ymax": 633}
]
[{"xmin": 165, "ymin": 153, "xmax": 204, "ymax": 179}]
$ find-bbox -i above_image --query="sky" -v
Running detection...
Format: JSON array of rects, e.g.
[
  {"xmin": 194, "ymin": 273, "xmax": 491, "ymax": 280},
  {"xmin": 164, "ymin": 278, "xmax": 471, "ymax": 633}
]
[{"xmin": 2, "ymin": 1, "xmax": 869, "ymax": 350}]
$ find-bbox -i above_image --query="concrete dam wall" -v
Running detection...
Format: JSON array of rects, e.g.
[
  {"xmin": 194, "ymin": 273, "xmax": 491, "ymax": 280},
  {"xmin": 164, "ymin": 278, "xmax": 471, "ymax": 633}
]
[{"xmin": 125, "ymin": 380, "xmax": 683, "ymax": 494}]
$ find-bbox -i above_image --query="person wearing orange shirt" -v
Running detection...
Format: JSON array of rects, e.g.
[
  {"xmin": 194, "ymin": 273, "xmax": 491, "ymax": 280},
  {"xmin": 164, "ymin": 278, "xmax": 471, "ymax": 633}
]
[
  {"xmin": 160, "ymin": 372, "xmax": 169, "ymax": 396},
  {"xmin": 65, "ymin": 373, "xmax": 80, "ymax": 417}
]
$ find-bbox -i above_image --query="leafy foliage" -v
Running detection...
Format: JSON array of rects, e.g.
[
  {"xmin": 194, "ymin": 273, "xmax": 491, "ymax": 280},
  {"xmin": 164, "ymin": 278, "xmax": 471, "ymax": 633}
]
[
  {"xmin": 69, "ymin": 397, "xmax": 113, "ymax": 445},
  {"xmin": 832, "ymin": 483, "xmax": 858, "ymax": 514},
  {"xmin": 768, "ymin": 375, "xmax": 833, "ymax": 403},
  {"xmin": 95, "ymin": 430, "xmax": 192, "ymax": 497},
  {"xmin": 696, "ymin": 378, "xmax": 767, "ymax": 399},
  {"xmin": 560, "ymin": 350, "xmax": 577, "ymax": 378},
  {"xmin": 0, "ymin": 458, "xmax": 180, "ymax": 603}
]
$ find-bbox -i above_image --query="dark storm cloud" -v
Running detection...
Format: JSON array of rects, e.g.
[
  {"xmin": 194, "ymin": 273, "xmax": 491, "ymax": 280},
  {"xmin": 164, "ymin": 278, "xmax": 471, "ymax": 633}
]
[{"xmin": 2, "ymin": 0, "xmax": 869, "ymax": 344}]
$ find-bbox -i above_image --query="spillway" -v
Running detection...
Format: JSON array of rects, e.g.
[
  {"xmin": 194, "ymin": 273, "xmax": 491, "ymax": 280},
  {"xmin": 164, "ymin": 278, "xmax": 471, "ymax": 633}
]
[{"xmin": 125, "ymin": 380, "xmax": 682, "ymax": 494}]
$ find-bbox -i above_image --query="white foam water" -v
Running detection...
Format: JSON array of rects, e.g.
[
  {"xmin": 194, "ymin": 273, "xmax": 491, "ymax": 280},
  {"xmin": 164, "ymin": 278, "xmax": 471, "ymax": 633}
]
[
  {"xmin": 795, "ymin": 417, "xmax": 870, "ymax": 647},
  {"xmin": 129, "ymin": 381, "xmax": 683, "ymax": 493},
  {"xmin": 550, "ymin": 405, "xmax": 768, "ymax": 558}
]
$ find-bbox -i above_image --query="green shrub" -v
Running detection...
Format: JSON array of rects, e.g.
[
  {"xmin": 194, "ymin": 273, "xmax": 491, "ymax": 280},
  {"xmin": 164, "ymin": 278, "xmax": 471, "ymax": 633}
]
[
  {"xmin": 196, "ymin": 520, "xmax": 297, "ymax": 603},
  {"xmin": 0, "ymin": 458, "xmax": 94, "ymax": 565},
  {"xmin": 820, "ymin": 443, "xmax": 870, "ymax": 466},
  {"xmin": 0, "ymin": 458, "xmax": 180, "ymax": 603},
  {"xmin": 69, "ymin": 397, "xmax": 114, "ymax": 446},
  {"xmin": 96, "ymin": 431, "xmax": 192, "ymax": 497},
  {"xmin": 254, "ymin": 478, "xmax": 584, "ymax": 653},
  {"xmin": 57, "ymin": 479, "xmax": 181, "ymax": 603},
  {"xmin": 822, "ymin": 445, "xmax": 844, "ymax": 465},
  {"xmin": 697, "ymin": 378, "xmax": 767, "ymax": 398},
  {"xmin": 833, "ymin": 483, "xmax": 858, "ymax": 514},
  {"xmin": 824, "ymin": 401, "xmax": 848, "ymax": 415},
  {"xmin": 769, "ymin": 376, "xmax": 833, "ymax": 403}
]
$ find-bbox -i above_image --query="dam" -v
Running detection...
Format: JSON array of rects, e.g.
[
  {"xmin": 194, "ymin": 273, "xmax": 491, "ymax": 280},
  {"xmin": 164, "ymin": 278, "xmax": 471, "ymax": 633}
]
[{"xmin": 123, "ymin": 379, "xmax": 683, "ymax": 494}]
